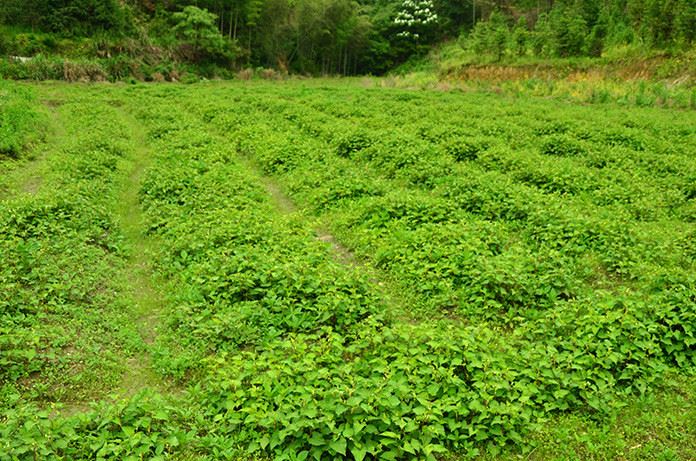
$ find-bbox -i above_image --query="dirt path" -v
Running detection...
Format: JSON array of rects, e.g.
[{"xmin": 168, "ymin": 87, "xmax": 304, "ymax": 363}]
[
  {"xmin": 112, "ymin": 110, "xmax": 172, "ymax": 398},
  {"xmin": 259, "ymin": 171, "xmax": 363, "ymax": 267},
  {"xmin": 262, "ymin": 178, "xmax": 298, "ymax": 214},
  {"xmin": 232, "ymin": 155, "xmax": 420, "ymax": 322}
]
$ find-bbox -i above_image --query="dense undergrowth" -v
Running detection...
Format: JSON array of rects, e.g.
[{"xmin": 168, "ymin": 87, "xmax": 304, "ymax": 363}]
[
  {"xmin": 382, "ymin": 42, "xmax": 696, "ymax": 109},
  {"xmin": 0, "ymin": 81, "xmax": 44, "ymax": 160},
  {"xmin": 0, "ymin": 82, "xmax": 694, "ymax": 460},
  {"xmin": 0, "ymin": 54, "xmax": 232, "ymax": 84}
]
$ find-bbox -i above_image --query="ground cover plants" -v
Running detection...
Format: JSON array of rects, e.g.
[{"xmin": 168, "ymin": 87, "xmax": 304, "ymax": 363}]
[
  {"xmin": 0, "ymin": 81, "xmax": 44, "ymax": 160},
  {"xmin": 0, "ymin": 80, "xmax": 694, "ymax": 460}
]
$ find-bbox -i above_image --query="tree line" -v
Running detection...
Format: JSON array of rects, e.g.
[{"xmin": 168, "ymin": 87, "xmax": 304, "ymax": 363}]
[
  {"xmin": 1, "ymin": 0, "xmax": 693, "ymax": 75},
  {"xmin": 466, "ymin": 0, "xmax": 695, "ymax": 60}
]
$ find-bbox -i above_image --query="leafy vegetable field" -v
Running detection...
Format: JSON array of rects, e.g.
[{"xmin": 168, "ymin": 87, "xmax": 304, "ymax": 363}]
[{"xmin": 0, "ymin": 81, "xmax": 694, "ymax": 460}]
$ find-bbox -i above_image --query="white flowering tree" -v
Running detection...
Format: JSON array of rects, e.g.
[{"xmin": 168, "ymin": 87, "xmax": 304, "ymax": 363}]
[{"xmin": 394, "ymin": 0, "xmax": 438, "ymax": 42}]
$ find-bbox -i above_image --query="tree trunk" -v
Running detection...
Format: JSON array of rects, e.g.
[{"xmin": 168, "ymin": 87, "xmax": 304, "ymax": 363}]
[
  {"xmin": 248, "ymin": 32, "xmax": 252, "ymax": 65},
  {"xmin": 228, "ymin": 10, "xmax": 233, "ymax": 39}
]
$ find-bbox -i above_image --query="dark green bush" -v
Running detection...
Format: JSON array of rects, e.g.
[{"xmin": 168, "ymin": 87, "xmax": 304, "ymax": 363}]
[
  {"xmin": 336, "ymin": 132, "xmax": 373, "ymax": 158},
  {"xmin": 445, "ymin": 138, "xmax": 489, "ymax": 161},
  {"xmin": 540, "ymin": 134, "xmax": 585, "ymax": 157}
]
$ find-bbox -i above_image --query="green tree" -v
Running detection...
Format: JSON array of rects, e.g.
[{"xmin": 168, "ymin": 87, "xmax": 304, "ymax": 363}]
[
  {"xmin": 467, "ymin": 10, "xmax": 508, "ymax": 60},
  {"xmin": 0, "ymin": 0, "xmax": 126, "ymax": 35},
  {"xmin": 511, "ymin": 16, "xmax": 529, "ymax": 56},
  {"xmin": 172, "ymin": 6, "xmax": 237, "ymax": 63},
  {"xmin": 585, "ymin": 9, "xmax": 608, "ymax": 57},
  {"xmin": 673, "ymin": 0, "xmax": 696, "ymax": 45},
  {"xmin": 546, "ymin": 3, "xmax": 588, "ymax": 57},
  {"xmin": 489, "ymin": 11, "xmax": 509, "ymax": 60}
]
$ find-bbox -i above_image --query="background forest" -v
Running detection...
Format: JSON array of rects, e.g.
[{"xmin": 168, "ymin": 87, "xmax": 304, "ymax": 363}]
[{"xmin": 0, "ymin": 0, "xmax": 694, "ymax": 79}]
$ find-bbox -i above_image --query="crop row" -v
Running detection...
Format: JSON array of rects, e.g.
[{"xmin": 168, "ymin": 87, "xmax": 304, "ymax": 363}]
[
  {"xmin": 133, "ymin": 95, "xmax": 387, "ymax": 373},
  {"xmin": 266, "ymin": 86, "xmax": 696, "ymax": 222},
  {"xmin": 157, "ymin": 84, "xmax": 694, "ymax": 458},
  {"xmin": 184, "ymin": 85, "xmax": 695, "ymax": 327},
  {"xmin": 0, "ymin": 82, "xmax": 45, "ymax": 162},
  {"xmin": 2, "ymin": 83, "xmax": 694, "ymax": 460},
  {"xmin": 1, "ymin": 90, "xmax": 157, "ymax": 457}
]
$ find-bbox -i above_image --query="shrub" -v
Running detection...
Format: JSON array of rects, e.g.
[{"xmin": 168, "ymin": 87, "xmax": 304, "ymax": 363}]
[
  {"xmin": 335, "ymin": 132, "xmax": 373, "ymax": 158},
  {"xmin": 540, "ymin": 134, "xmax": 585, "ymax": 157},
  {"xmin": 445, "ymin": 138, "xmax": 488, "ymax": 161}
]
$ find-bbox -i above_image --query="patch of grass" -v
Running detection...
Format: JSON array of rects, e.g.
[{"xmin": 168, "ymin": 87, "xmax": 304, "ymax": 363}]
[{"xmin": 473, "ymin": 375, "xmax": 695, "ymax": 461}]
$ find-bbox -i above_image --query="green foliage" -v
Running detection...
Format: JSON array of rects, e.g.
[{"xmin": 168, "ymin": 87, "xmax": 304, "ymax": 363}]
[
  {"xmin": 0, "ymin": 98, "xmax": 143, "ymax": 410},
  {"xmin": 540, "ymin": 134, "xmax": 586, "ymax": 157},
  {"xmin": 335, "ymin": 131, "xmax": 374, "ymax": 158},
  {"xmin": 547, "ymin": 4, "xmax": 588, "ymax": 57},
  {"xmin": 1, "ymin": 0, "xmax": 695, "ymax": 76},
  {"xmin": 134, "ymin": 102, "xmax": 386, "ymax": 368},
  {"xmin": 511, "ymin": 17, "xmax": 529, "ymax": 56},
  {"xmin": 0, "ymin": 83, "xmax": 44, "ymax": 159},
  {"xmin": 1, "ymin": 392, "xmax": 194, "ymax": 459},
  {"xmin": 1, "ymin": 82, "xmax": 694, "ymax": 460},
  {"xmin": 173, "ymin": 81, "xmax": 695, "ymax": 456},
  {"xmin": 172, "ymin": 6, "xmax": 237, "ymax": 64},
  {"xmin": 463, "ymin": 0, "xmax": 694, "ymax": 60},
  {"xmin": 0, "ymin": 0, "xmax": 127, "ymax": 36}
]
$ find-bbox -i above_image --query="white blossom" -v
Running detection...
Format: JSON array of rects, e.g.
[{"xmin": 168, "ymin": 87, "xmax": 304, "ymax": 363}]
[{"xmin": 394, "ymin": 0, "xmax": 438, "ymax": 39}]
